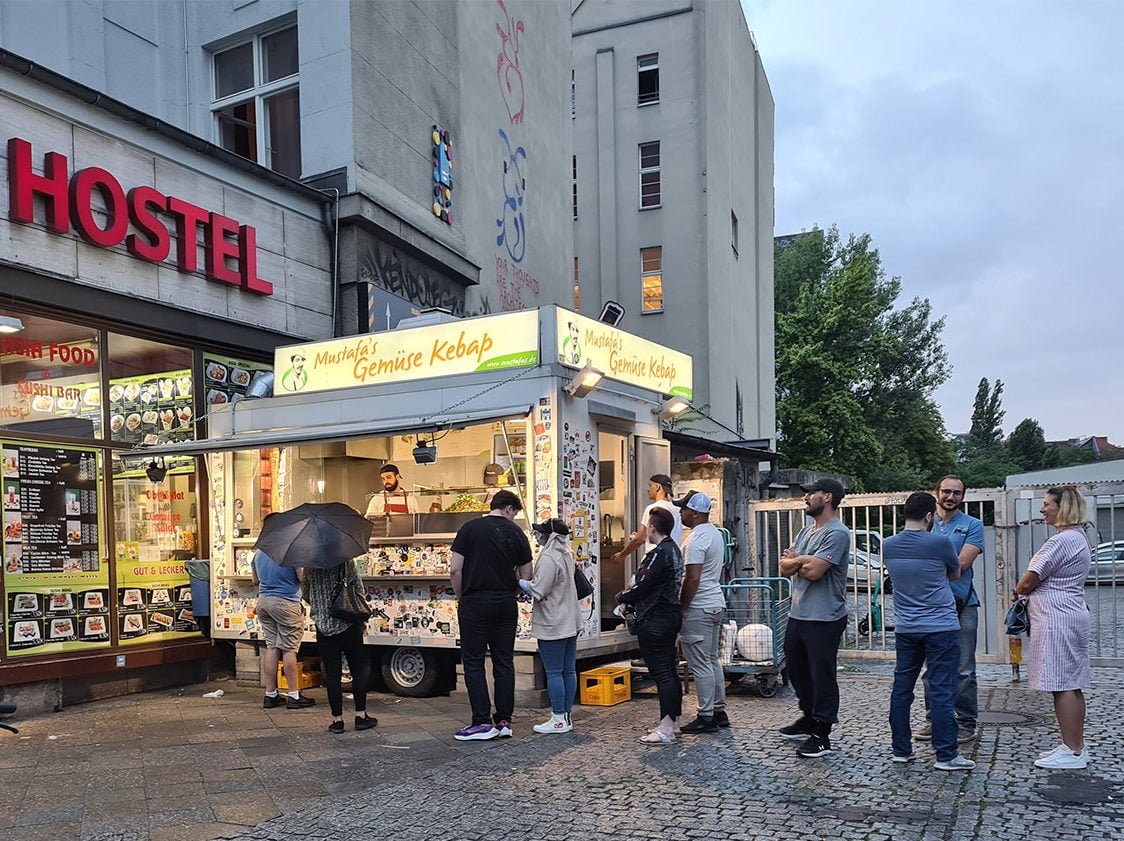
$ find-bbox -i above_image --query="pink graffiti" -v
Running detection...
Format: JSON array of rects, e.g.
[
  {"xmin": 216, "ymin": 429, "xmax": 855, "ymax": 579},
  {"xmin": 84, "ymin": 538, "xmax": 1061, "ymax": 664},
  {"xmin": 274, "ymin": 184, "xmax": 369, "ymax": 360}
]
[{"xmin": 496, "ymin": 0, "xmax": 525, "ymax": 124}]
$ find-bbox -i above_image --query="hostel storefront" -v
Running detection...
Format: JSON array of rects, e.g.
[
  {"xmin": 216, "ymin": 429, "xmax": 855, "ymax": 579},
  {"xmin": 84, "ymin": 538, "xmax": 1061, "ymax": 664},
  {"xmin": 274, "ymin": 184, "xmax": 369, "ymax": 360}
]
[
  {"xmin": 0, "ymin": 61, "xmax": 331, "ymax": 698},
  {"xmin": 140, "ymin": 306, "xmax": 694, "ymax": 697}
]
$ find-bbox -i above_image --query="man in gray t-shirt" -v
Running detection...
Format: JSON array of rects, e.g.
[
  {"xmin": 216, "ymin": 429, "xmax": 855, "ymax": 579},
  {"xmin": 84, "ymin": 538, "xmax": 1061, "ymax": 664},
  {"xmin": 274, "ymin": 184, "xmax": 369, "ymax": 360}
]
[
  {"xmin": 675, "ymin": 492, "xmax": 728, "ymax": 733},
  {"xmin": 778, "ymin": 478, "xmax": 852, "ymax": 758}
]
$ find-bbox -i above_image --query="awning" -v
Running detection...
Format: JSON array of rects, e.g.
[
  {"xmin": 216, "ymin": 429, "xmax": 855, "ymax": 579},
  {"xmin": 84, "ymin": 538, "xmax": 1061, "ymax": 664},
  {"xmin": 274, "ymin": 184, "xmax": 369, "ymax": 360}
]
[{"xmin": 131, "ymin": 404, "xmax": 533, "ymax": 458}]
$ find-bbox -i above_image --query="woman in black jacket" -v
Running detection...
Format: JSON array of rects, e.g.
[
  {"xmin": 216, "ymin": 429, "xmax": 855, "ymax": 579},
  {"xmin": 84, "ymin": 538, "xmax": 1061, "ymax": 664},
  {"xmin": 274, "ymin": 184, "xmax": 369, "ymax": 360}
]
[{"xmin": 616, "ymin": 505, "xmax": 684, "ymax": 744}]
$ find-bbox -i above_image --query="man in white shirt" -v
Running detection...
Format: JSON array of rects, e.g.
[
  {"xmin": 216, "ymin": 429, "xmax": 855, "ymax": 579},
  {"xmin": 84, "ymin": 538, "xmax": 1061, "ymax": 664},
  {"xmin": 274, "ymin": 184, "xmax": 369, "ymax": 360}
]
[
  {"xmin": 364, "ymin": 463, "xmax": 418, "ymax": 517},
  {"xmin": 675, "ymin": 491, "xmax": 729, "ymax": 733},
  {"xmin": 612, "ymin": 474, "xmax": 682, "ymax": 564}
]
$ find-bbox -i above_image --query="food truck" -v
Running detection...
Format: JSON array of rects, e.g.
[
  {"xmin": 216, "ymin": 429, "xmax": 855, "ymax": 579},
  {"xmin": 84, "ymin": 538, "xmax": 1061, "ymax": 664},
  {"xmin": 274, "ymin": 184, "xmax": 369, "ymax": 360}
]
[{"xmin": 141, "ymin": 306, "xmax": 692, "ymax": 696}]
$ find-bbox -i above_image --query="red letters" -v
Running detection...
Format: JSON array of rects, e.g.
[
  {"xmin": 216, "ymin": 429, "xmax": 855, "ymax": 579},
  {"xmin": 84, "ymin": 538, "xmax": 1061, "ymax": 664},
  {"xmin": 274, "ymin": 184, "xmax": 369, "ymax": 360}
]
[{"xmin": 5, "ymin": 137, "xmax": 274, "ymax": 297}]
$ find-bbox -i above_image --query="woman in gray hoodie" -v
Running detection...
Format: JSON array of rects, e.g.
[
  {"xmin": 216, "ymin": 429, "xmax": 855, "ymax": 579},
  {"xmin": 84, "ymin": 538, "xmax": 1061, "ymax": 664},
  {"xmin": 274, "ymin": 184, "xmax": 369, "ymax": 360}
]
[{"xmin": 520, "ymin": 518, "xmax": 584, "ymax": 733}]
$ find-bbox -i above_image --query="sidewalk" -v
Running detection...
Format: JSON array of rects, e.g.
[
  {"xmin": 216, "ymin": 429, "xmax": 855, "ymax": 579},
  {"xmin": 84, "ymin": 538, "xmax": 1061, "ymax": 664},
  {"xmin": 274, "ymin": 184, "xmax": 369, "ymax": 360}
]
[{"xmin": 1, "ymin": 661, "xmax": 1121, "ymax": 841}]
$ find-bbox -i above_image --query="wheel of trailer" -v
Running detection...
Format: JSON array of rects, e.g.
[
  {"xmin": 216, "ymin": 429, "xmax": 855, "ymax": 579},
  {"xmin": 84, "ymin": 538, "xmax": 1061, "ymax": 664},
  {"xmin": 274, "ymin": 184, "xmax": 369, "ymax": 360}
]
[
  {"xmin": 756, "ymin": 675, "xmax": 778, "ymax": 698},
  {"xmin": 381, "ymin": 646, "xmax": 438, "ymax": 697}
]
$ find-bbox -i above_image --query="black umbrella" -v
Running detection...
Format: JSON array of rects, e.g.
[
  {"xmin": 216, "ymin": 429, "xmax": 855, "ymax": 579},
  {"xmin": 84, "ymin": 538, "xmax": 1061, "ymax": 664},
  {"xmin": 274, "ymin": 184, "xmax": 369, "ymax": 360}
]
[{"xmin": 254, "ymin": 502, "xmax": 372, "ymax": 569}]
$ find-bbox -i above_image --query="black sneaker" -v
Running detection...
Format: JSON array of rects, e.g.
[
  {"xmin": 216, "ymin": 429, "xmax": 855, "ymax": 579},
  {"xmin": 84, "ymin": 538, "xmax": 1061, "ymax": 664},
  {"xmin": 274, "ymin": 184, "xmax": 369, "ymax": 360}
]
[
  {"xmin": 714, "ymin": 710, "xmax": 731, "ymax": 728},
  {"xmin": 778, "ymin": 717, "xmax": 814, "ymax": 740},
  {"xmin": 355, "ymin": 714, "xmax": 378, "ymax": 731},
  {"xmin": 680, "ymin": 715, "xmax": 719, "ymax": 734},
  {"xmin": 286, "ymin": 696, "xmax": 316, "ymax": 709},
  {"xmin": 796, "ymin": 733, "xmax": 833, "ymax": 758},
  {"xmin": 262, "ymin": 695, "xmax": 285, "ymax": 709},
  {"xmin": 327, "ymin": 720, "xmax": 345, "ymax": 735}
]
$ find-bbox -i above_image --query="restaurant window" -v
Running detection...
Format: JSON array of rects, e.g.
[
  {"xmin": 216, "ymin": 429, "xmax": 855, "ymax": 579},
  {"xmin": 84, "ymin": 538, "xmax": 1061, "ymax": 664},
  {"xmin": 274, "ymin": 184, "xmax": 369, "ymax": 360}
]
[
  {"xmin": 573, "ymin": 258, "xmax": 581, "ymax": 310},
  {"xmin": 0, "ymin": 310, "xmax": 102, "ymax": 440},
  {"xmin": 107, "ymin": 334, "xmax": 194, "ymax": 448},
  {"xmin": 637, "ymin": 53, "xmax": 659, "ymax": 106},
  {"xmin": 639, "ymin": 141, "xmax": 661, "ymax": 209},
  {"xmin": 641, "ymin": 246, "xmax": 663, "ymax": 313},
  {"xmin": 212, "ymin": 24, "xmax": 302, "ymax": 179}
]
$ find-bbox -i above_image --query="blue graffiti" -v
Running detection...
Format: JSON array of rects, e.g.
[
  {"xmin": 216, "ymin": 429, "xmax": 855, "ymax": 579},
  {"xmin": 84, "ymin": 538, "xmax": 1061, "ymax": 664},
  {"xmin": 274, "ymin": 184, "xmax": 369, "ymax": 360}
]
[{"xmin": 496, "ymin": 128, "xmax": 527, "ymax": 263}]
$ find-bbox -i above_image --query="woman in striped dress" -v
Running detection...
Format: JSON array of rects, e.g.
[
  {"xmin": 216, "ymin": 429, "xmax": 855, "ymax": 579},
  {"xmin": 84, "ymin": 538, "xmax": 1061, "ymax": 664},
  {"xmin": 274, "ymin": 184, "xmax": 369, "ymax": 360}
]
[{"xmin": 1014, "ymin": 486, "xmax": 1091, "ymax": 770}]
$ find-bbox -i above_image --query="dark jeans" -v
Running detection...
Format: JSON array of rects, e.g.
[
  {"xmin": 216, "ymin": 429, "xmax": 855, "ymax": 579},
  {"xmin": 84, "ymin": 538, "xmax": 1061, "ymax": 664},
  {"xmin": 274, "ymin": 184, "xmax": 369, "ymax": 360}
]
[
  {"xmin": 458, "ymin": 594, "xmax": 517, "ymax": 725},
  {"xmin": 892, "ymin": 630, "xmax": 960, "ymax": 761},
  {"xmin": 922, "ymin": 604, "xmax": 979, "ymax": 729},
  {"xmin": 317, "ymin": 622, "xmax": 369, "ymax": 718},
  {"xmin": 538, "ymin": 636, "xmax": 577, "ymax": 714},
  {"xmin": 637, "ymin": 611, "xmax": 683, "ymax": 721},
  {"xmin": 784, "ymin": 616, "xmax": 847, "ymax": 731}
]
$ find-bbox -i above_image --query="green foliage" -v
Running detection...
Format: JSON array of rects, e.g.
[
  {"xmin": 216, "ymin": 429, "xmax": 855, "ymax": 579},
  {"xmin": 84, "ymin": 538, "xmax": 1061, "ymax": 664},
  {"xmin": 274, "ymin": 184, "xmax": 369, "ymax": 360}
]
[
  {"xmin": 1005, "ymin": 418, "xmax": 1048, "ymax": 470},
  {"xmin": 968, "ymin": 377, "xmax": 1005, "ymax": 454},
  {"xmin": 774, "ymin": 227, "xmax": 955, "ymax": 491},
  {"xmin": 959, "ymin": 452, "xmax": 1023, "ymax": 488}
]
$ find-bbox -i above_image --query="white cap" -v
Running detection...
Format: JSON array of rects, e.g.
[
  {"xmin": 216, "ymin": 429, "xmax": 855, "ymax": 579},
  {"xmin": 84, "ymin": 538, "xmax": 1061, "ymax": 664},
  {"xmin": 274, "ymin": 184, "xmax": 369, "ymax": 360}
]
[{"xmin": 674, "ymin": 491, "xmax": 712, "ymax": 513}]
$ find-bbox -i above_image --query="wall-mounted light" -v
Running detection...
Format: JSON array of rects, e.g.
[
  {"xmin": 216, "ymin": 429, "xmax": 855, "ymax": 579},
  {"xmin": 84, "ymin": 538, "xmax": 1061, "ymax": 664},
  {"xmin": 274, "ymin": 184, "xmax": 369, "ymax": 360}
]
[
  {"xmin": 413, "ymin": 438, "xmax": 438, "ymax": 465},
  {"xmin": 145, "ymin": 458, "xmax": 168, "ymax": 483},
  {"xmin": 654, "ymin": 396, "xmax": 691, "ymax": 418},
  {"xmin": 0, "ymin": 315, "xmax": 25, "ymax": 334},
  {"xmin": 564, "ymin": 363, "xmax": 604, "ymax": 398}
]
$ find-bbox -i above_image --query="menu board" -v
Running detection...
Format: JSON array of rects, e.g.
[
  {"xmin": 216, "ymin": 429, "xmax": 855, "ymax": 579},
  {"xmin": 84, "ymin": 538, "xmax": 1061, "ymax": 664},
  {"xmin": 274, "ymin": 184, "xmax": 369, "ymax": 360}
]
[
  {"xmin": 202, "ymin": 353, "xmax": 272, "ymax": 413},
  {"xmin": 108, "ymin": 369, "xmax": 194, "ymax": 446},
  {"xmin": 116, "ymin": 551, "xmax": 200, "ymax": 644},
  {"xmin": 2, "ymin": 441, "xmax": 110, "ymax": 656}
]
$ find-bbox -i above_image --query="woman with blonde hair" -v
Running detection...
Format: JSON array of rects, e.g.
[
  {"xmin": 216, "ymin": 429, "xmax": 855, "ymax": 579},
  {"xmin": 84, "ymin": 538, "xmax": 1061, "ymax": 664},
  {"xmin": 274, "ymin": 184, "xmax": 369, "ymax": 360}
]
[{"xmin": 1014, "ymin": 485, "xmax": 1091, "ymax": 769}]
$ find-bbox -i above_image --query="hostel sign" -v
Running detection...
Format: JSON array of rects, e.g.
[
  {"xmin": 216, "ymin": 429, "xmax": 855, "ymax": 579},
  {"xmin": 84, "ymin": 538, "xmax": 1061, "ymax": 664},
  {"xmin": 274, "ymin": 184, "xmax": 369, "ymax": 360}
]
[{"xmin": 274, "ymin": 311, "xmax": 540, "ymax": 395}]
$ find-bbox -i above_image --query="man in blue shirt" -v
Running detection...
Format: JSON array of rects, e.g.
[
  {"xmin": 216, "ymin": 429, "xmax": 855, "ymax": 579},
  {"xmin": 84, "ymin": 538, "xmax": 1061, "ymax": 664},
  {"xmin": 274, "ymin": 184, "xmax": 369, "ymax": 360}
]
[
  {"xmin": 252, "ymin": 546, "xmax": 315, "ymax": 710},
  {"xmin": 883, "ymin": 492, "xmax": 974, "ymax": 771},
  {"xmin": 916, "ymin": 475, "xmax": 985, "ymax": 743}
]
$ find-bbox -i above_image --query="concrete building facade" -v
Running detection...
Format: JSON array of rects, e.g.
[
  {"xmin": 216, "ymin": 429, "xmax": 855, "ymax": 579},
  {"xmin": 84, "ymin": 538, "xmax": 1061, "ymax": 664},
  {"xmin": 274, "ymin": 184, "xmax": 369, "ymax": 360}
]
[{"xmin": 571, "ymin": 0, "xmax": 775, "ymax": 444}]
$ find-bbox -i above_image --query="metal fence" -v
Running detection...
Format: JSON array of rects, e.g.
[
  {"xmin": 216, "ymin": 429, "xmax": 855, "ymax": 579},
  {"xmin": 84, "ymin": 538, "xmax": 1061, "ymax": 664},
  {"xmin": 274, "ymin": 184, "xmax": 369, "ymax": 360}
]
[{"xmin": 747, "ymin": 485, "xmax": 1124, "ymax": 667}]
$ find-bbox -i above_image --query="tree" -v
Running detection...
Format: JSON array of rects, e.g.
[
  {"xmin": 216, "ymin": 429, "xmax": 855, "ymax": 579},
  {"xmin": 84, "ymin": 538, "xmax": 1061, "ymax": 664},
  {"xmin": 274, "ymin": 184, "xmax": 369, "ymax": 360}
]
[
  {"xmin": 1005, "ymin": 418, "xmax": 1049, "ymax": 470},
  {"xmin": 967, "ymin": 377, "xmax": 1005, "ymax": 454},
  {"xmin": 774, "ymin": 227, "xmax": 955, "ymax": 490}
]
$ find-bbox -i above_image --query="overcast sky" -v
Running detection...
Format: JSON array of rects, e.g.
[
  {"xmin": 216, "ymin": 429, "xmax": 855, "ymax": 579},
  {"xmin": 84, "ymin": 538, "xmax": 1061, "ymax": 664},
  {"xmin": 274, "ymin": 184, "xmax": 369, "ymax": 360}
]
[{"xmin": 742, "ymin": 0, "xmax": 1123, "ymax": 443}]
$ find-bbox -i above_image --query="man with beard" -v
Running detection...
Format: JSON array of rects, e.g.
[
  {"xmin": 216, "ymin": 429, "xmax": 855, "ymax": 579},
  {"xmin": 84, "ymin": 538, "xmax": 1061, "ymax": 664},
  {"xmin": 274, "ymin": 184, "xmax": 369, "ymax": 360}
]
[
  {"xmin": 778, "ymin": 478, "xmax": 851, "ymax": 757},
  {"xmin": 364, "ymin": 463, "xmax": 418, "ymax": 517},
  {"xmin": 916, "ymin": 475, "xmax": 984, "ymax": 744}
]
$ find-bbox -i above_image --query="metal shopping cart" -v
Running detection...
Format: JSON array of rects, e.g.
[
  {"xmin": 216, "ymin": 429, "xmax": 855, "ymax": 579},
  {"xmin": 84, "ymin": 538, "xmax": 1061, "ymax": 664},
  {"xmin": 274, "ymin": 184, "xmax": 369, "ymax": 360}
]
[{"xmin": 719, "ymin": 577, "xmax": 791, "ymax": 697}]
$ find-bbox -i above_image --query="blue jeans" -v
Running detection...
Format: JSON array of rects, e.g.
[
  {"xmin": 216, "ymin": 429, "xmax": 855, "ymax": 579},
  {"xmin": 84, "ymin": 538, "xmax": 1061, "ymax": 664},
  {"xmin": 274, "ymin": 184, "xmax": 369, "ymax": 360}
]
[
  {"xmin": 891, "ymin": 630, "xmax": 960, "ymax": 761},
  {"xmin": 538, "ymin": 636, "xmax": 577, "ymax": 714},
  {"xmin": 922, "ymin": 604, "xmax": 978, "ymax": 729}
]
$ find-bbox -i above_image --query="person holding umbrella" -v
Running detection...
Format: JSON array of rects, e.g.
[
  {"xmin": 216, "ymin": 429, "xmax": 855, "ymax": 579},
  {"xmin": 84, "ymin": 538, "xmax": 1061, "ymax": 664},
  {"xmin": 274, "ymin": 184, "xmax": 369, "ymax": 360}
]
[
  {"xmin": 251, "ymin": 530, "xmax": 315, "ymax": 710},
  {"xmin": 256, "ymin": 503, "xmax": 377, "ymax": 735}
]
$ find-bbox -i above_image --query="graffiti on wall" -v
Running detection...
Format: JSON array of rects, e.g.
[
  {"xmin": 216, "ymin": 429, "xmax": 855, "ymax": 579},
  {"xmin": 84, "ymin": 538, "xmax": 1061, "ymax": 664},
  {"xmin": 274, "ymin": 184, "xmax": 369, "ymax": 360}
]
[
  {"xmin": 359, "ymin": 241, "xmax": 466, "ymax": 316},
  {"xmin": 495, "ymin": 129, "xmax": 527, "ymax": 263},
  {"xmin": 431, "ymin": 125, "xmax": 454, "ymax": 225},
  {"xmin": 495, "ymin": 0, "xmax": 525, "ymax": 125}
]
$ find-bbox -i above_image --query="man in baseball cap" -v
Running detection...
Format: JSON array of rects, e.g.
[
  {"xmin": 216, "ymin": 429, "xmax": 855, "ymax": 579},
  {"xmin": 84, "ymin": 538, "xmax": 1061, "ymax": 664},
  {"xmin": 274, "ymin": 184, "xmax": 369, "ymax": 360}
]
[
  {"xmin": 674, "ymin": 490, "xmax": 729, "ymax": 733},
  {"xmin": 800, "ymin": 478, "xmax": 846, "ymax": 508}
]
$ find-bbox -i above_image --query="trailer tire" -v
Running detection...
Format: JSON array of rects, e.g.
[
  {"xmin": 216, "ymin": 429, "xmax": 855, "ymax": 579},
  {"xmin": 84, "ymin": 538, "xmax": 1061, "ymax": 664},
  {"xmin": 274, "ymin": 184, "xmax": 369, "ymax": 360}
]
[{"xmin": 381, "ymin": 647, "xmax": 438, "ymax": 697}]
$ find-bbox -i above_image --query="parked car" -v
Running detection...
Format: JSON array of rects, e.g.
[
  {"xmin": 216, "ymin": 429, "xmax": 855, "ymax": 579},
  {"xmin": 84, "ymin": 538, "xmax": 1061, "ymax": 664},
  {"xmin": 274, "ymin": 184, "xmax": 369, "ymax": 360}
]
[
  {"xmin": 1086, "ymin": 540, "xmax": 1124, "ymax": 585},
  {"xmin": 847, "ymin": 529, "xmax": 884, "ymax": 587}
]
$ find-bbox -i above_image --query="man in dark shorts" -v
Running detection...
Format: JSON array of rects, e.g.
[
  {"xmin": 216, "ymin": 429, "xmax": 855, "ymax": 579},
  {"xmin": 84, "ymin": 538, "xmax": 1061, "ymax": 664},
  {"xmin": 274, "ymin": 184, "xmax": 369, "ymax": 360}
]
[{"xmin": 450, "ymin": 489, "xmax": 533, "ymax": 741}]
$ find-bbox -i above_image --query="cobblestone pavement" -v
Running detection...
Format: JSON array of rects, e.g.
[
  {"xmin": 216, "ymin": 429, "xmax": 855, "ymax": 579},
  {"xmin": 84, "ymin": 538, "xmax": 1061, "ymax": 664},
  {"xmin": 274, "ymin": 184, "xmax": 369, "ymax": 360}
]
[{"xmin": 1, "ymin": 661, "xmax": 1121, "ymax": 841}]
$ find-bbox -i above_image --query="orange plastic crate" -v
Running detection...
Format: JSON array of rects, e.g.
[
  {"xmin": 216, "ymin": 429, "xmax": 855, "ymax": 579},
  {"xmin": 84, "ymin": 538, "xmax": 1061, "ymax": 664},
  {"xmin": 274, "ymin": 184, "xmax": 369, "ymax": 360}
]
[{"xmin": 579, "ymin": 666, "xmax": 631, "ymax": 706}]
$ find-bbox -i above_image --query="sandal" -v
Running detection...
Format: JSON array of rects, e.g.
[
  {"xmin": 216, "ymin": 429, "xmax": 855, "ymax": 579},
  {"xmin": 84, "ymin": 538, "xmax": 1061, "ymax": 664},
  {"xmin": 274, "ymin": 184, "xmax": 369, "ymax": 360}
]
[{"xmin": 639, "ymin": 730, "xmax": 676, "ymax": 745}]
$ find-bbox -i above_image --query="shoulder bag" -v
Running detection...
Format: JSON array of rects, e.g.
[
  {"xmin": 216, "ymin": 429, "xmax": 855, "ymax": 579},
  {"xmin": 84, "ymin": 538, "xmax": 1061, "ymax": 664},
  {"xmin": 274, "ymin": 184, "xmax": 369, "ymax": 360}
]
[
  {"xmin": 330, "ymin": 563, "xmax": 372, "ymax": 625},
  {"xmin": 1005, "ymin": 596, "xmax": 1030, "ymax": 636},
  {"xmin": 574, "ymin": 564, "xmax": 594, "ymax": 600}
]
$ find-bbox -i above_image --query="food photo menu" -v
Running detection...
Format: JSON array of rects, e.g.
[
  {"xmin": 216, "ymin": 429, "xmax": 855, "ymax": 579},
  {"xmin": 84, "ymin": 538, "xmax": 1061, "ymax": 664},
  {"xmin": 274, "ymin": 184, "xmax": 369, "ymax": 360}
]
[
  {"xmin": 108, "ymin": 369, "xmax": 194, "ymax": 446},
  {"xmin": 202, "ymin": 353, "xmax": 272, "ymax": 415}
]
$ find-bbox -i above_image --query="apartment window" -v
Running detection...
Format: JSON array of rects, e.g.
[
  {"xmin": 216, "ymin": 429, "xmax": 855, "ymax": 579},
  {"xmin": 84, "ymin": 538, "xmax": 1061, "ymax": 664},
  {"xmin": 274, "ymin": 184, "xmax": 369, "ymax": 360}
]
[
  {"xmin": 640, "ymin": 247, "xmax": 663, "ymax": 313},
  {"xmin": 212, "ymin": 25, "xmax": 301, "ymax": 179},
  {"xmin": 731, "ymin": 210, "xmax": 739, "ymax": 255},
  {"xmin": 573, "ymin": 258, "xmax": 580, "ymax": 310},
  {"xmin": 571, "ymin": 68, "xmax": 576, "ymax": 118},
  {"xmin": 572, "ymin": 156, "xmax": 578, "ymax": 219},
  {"xmin": 639, "ymin": 141, "xmax": 661, "ymax": 209},
  {"xmin": 638, "ymin": 53, "xmax": 659, "ymax": 106}
]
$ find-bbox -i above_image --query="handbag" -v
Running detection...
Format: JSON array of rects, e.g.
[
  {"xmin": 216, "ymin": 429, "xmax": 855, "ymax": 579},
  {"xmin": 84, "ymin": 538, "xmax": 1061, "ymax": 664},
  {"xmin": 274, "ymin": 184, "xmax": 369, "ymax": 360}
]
[
  {"xmin": 573, "ymin": 565, "xmax": 593, "ymax": 600},
  {"xmin": 1005, "ymin": 597, "xmax": 1030, "ymax": 636},
  {"xmin": 330, "ymin": 564, "xmax": 372, "ymax": 625}
]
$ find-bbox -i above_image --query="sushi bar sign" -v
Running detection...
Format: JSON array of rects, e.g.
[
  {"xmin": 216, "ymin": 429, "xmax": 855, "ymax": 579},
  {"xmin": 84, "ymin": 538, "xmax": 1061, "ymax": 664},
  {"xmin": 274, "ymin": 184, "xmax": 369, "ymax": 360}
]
[{"xmin": 5, "ymin": 137, "xmax": 274, "ymax": 296}]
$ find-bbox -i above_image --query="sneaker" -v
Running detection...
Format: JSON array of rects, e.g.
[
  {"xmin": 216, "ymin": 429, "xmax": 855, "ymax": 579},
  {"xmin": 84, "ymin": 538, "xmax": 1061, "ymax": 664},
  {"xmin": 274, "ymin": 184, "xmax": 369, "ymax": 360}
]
[
  {"xmin": 496, "ymin": 720, "xmax": 513, "ymax": 738},
  {"xmin": 680, "ymin": 715, "xmax": 719, "ymax": 734},
  {"xmin": 532, "ymin": 715, "xmax": 572, "ymax": 734},
  {"xmin": 957, "ymin": 727, "xmax": 977, "ymax": 743},
  {"xmin": 892, "ymin": 753, "xmax": 915, "ymax": 763},
  {"xmin": 795, "ymin": 734, "xmax": 832, "ymax": 758},
  {"xmin": 327, "ymin": 720, "xmax": 345, "ymax": 735},
  {"xmin": 1034, "ymin": 747, "xmax": 1088, "ymax": 770},
  {"xmin": 286, "ymin": 696, "xmax": 316, "ymax": 710},
  {"xmin": 354, "ymin": 715, "xmax": 378, "ymax": 731},
  {"xmin": 1038, "ymin": 743, "xmax": 1068, "ymax": 759},
  {"xmin": 713, "ymin": 710, "xmax": 731, "ymax": 728},
  {"xmin": 262, "ymin": 694, "xmax": 285, "ymax": 709},
  {"xmin": 934, "ymin": 754, "xmax": 976, "ymax": 771},
  {"xmin": 778, "ymin": 717, "xmax": 815, "ymax": 741},
  {"xmin": 915, "ymin": 723, "xmax": 932, "ymax": 741},
  {"xmin": 454, "ymin": 723, "xmax": 499, "ymax": 741}
]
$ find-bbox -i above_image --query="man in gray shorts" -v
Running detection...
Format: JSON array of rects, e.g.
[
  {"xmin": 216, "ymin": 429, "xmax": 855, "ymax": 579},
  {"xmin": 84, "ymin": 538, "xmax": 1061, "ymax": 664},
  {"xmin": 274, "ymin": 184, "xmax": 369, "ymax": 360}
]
[{"xmin": 253, "ymin": 548, "xmax": 315, "ymax": 709}]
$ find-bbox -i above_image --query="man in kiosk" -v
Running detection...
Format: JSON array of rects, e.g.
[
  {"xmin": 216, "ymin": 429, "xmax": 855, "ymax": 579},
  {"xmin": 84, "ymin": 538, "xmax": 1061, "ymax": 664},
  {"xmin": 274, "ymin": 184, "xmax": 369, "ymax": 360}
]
[{"xmin": 364, "ymin": 463, "xmax": 419, "ymax": 518}]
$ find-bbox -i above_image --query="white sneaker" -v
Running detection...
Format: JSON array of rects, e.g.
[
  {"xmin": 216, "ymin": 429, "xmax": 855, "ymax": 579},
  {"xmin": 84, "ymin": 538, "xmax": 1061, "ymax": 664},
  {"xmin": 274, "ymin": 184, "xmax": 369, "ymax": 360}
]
[
  {"xmin": 1034, "ymin": 747, "xmax": 1088, "ymax": 769},
  {"xmin": 533, "ymin": 714, "xmax": 573, "ymax": 734},
  {"xmin": 1038, "ymin": 743, "xmax": 1068, "ymax": 759},
  {"xmin": 934, "ymin": 754, "xmax": 975, "ymax": 771}
]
